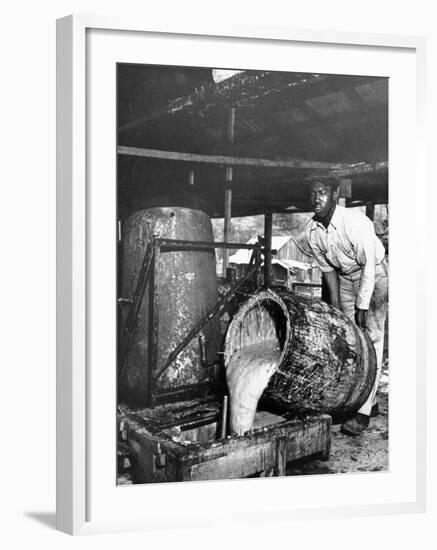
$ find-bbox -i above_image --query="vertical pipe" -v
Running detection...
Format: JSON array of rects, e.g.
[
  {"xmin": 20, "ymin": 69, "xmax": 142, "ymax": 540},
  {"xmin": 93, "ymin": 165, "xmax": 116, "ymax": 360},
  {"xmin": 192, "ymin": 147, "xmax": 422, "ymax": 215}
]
[
  {"xmin": 147, "ymin": 238, "xmax": 157, "ymax": 407},
  {"xmin": 222, "ymin": 107, "xmax": 235, "ymax": 277},
  {"xmin": 221, "ymin": 395, "xmax": 228, "ymax": 439},
  {"xmin": 264, "ymin": 211, "xmax": 273, "ymax": 288}
]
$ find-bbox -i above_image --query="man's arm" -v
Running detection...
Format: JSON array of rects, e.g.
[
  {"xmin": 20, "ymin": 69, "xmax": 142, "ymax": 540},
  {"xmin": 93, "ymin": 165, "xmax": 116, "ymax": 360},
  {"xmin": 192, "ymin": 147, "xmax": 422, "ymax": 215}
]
[
  {"xmin": 350, "ymin": 215, "xmax": 378, "ymax": 330},
  {"xmin": 323, "ymin": 270, "xmax": 341, "ymax": 310}
]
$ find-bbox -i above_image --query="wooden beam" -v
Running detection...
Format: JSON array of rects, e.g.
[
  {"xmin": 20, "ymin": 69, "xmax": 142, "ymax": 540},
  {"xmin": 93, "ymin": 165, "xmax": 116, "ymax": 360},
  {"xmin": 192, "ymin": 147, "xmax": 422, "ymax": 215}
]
[
  {"xmin": 335, "ymin": 161, "xmax": 388, "ymax": 177},
  {"xmin": 118, "ymin": 146, "xmax": 349, "ymax": 170},
  {"xmin": 264, "ymin": 212, "xmax": 273, "ymax": 288}
]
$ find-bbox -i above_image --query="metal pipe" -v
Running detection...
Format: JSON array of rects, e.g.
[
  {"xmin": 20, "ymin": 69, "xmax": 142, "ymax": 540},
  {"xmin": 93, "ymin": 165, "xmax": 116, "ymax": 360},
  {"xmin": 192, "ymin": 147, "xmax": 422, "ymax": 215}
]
[
  {"xmin": 118, "ymin": 241, "xmax": 155, "ymax": 379},
  {"xmin": 156, "ymin": 238, "xmax": 264, "ymax": 251},
  {"xmin": 221, "ymin": 395, "xmax": 228, "ymax": 439}
]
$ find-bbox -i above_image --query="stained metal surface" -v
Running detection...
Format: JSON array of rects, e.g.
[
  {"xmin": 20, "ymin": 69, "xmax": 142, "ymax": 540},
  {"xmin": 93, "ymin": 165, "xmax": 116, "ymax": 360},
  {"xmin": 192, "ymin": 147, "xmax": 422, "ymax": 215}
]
[
  {"xmin": 224, "ymin": 290, "xmax": 377, "ymax": 415},
  {"xmin": 118, "ymin": 207, "xmax": 221, "ymax": 407}
]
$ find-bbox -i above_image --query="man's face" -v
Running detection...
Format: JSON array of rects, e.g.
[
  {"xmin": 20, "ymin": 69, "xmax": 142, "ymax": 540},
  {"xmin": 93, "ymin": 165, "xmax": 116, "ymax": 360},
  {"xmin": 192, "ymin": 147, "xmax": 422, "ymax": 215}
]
[{"xmin": 309, "ymin": 181, "xmax": 336, "ymax": 220}]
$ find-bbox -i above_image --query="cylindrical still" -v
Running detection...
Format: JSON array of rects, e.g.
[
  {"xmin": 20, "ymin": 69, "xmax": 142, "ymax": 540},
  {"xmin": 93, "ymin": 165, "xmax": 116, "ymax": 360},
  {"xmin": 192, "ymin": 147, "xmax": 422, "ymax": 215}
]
[
  {"xmin": 224, "ymin": 289, "xmax": 376, "ymax": 434},
  {"xmin": 119, "ymin": 207, "xmax": 221, "ymax": 406}
]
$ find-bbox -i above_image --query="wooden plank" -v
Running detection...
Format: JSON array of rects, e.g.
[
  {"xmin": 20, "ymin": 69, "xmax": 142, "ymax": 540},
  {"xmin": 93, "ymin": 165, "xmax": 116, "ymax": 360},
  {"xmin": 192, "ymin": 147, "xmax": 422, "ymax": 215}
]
[
  {"xmin": 118, "ymin": 146, "xmax": 387, "ymax": 180},
  {"xmin": 286, "ymin": 417, "xmax": 331, "ymax": 462},
  {"xmin": 187, "ymin": 442, "xmax": 276, "ymax": 481},
  {"xmin": 181, "ymin": 415, "xmax": 330, "ymax": 466},
  {"xmin": 118, "ymin": 145, "xmax": 349, "ymax": 170}
]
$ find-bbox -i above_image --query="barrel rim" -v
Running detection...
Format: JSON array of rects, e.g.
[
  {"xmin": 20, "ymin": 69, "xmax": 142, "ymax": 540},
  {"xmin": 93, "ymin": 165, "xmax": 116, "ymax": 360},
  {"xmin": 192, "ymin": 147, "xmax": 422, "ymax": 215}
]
[{"xmin": 223, "ymin": 289, "xmax": 291, "ymax": 374}]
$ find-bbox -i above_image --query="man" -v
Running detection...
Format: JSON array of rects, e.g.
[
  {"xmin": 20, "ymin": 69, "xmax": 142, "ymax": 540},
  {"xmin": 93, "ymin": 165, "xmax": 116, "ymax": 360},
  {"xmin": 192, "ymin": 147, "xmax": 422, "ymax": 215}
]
[{"xmin": 305, "ymin": 173, "xmax": 388, "ymax": 435}]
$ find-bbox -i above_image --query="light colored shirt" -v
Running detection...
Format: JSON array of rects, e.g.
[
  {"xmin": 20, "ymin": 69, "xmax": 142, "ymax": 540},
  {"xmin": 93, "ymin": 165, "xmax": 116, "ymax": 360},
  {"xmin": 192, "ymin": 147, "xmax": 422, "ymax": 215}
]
[{"xmin": 305, "ymin": 205, "xmax": 385, "ymax": 309}]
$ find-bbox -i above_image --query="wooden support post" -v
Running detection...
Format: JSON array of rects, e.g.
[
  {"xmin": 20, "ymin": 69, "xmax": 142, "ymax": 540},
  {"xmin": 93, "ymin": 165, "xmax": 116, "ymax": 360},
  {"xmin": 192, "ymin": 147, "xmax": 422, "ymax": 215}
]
[
  {"xmin": 365, "ymin": 202, "xmax": 375, "ymax": 221},
  {"xmin": 264, "ymin": 211, "xmax": 273, "ymax": 288},
  {"xmin": 339, "ymin": 178, "xmax": 351, "ymax": 208},
  {"xmin": 222, "ymin": 188, "xmax": 232, "ymax": 275},
  {"xmin": 222, "ymin": 107, "xmax": 235, "ymax": 277},
  {"xmin": 254, "ymin": 248, "xmax": 263, "ymax": 289}
]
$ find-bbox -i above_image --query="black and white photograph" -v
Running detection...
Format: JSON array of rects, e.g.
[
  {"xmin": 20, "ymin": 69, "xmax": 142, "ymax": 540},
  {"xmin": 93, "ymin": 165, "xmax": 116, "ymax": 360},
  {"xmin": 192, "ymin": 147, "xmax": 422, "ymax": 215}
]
[
  {"xmin": 116, "ymin": 64, "xmax": 389, "ymax": 484},
  {"xmin": 1, "ymin": 0, "xmax": 434, "ymax": 543}
]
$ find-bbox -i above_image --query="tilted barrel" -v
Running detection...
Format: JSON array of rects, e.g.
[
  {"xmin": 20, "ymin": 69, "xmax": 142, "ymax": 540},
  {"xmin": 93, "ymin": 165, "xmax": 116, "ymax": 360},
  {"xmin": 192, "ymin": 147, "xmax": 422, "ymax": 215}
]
[
  {"xmin": 224, "ymin": 289, "xmax": 376, "ymax": 417},
  {"xmin": 119, "ymin": 207, "xmax": 221, "ymax": 406}
]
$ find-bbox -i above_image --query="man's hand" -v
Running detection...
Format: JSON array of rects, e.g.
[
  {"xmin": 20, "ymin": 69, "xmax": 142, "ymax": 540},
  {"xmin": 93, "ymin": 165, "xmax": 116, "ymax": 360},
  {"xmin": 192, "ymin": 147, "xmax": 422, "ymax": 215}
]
[{"xmin": 355, "ymin": 308, "xmax": 368, "ymax": 330}]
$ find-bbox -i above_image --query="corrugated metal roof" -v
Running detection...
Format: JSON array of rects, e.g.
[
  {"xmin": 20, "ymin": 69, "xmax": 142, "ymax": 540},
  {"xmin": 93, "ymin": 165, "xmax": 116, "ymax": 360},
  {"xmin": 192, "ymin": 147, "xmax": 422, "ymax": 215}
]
[
  {"xmin": 305, "ymin": 91, "xmax": 356, "ymax": 118},
  {"xmin": 270, "ymin": 107, "xmax": 309, "ymax": 126},
  {"xmin": 354, "ymin": 80, "xmax": 388, "ymax": 107},
  {"xmin": 117, "ymin": 68, "xmax": 388, "ymax": 217}
]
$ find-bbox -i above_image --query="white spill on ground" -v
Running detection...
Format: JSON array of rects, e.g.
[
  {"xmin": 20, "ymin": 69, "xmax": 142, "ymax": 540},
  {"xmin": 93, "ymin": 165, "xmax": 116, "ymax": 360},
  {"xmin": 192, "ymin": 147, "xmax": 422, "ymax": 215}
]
[{"xmin": 226, "ymin": 340, "xmax": 281, "ymax": 435}]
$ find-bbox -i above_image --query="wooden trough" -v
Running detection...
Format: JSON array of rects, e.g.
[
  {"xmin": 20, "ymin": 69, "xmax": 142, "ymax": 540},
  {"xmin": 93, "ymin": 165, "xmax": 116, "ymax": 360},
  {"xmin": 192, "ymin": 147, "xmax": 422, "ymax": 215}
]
[{"xmin": 119, "ymin": 399, "xmax": 331, "ymax": 483}]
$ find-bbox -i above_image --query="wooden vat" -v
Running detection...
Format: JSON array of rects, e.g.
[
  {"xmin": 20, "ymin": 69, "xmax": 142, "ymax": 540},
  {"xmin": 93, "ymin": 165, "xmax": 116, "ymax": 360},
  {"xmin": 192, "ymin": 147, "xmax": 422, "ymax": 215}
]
[
  {"xmin": 119, "ymin": 207, "xmax": 221, "ymax": 406},
  {"xmin": 224, "ymin": 289, "xmax": 377, "ymax": 415},
  {"xmin": 119, "ymin": 399, "xmax": 331, "ymax": 483}
]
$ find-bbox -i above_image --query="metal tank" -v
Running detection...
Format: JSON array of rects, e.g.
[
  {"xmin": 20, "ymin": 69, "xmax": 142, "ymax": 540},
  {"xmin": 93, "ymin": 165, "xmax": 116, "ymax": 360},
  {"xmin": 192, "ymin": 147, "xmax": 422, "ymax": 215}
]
[{"xmin": 119, "ymin": 207, "xmax": 221, "ymax": 407}]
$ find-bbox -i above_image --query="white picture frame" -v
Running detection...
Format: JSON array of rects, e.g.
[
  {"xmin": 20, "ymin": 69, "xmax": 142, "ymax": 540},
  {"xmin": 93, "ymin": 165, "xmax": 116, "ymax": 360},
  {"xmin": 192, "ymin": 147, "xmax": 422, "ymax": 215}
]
[{"xmin": 56, "ymin": 14, "xmax": 427, "ymax": 535}]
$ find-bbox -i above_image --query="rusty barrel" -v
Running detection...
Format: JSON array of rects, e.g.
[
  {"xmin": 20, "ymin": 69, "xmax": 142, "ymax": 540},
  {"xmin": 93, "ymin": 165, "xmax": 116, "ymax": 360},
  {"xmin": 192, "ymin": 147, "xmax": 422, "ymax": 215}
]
[
  {"xmin": 119, "ymin": 207, "xmax": 221, "ymax": 406},
  {"xmin": 224, "ymin": 289, "xmax": 377, "ymax": 415}
]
